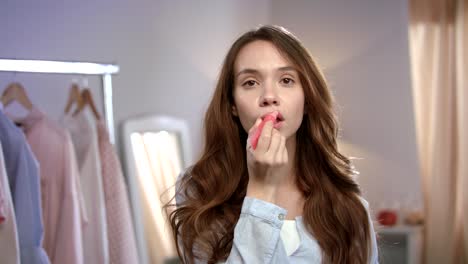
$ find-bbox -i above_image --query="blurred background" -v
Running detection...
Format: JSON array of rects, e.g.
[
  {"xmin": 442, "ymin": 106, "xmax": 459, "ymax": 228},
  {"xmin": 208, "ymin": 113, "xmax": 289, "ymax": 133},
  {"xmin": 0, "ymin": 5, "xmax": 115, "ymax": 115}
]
[{"xmin": 0, "ymin": 0, "xmax": 466, "ymax": 263}]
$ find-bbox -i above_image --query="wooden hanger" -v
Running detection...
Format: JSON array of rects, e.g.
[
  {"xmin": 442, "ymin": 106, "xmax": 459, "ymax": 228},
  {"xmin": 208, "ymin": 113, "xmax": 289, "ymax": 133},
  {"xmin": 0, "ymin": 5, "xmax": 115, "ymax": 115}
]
[
  {"xmin": 73, "ymin": 88, "xmax": 101, "ymax": 120},
  {"xmin": 0, "ymin": 82, "xmax": 33, "ymax": 111},
  {"xmin": 64, "ymin": 82, "xmax": 83, "ymax": 114}
]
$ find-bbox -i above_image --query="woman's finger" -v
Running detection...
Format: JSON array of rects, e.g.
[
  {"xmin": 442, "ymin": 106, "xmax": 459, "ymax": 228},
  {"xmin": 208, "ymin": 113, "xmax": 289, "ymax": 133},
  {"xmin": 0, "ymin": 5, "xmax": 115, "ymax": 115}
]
[
  {"xmin": 247, "ymin": 117, "xmax": 264, "ymax": 149},
  {"xmin": 248, "ymin": 117, "xmax": 263, "ymax": 135},
  {"xmin": 274, "ymin": 134, "xmax": 285, "ymax": 162},
  {"xmin": 282, "ymin": 142, "xmax": 288, "ymax": 163},
  {"xmin": 266, "ymin": 129, "xmax": 281, "ymax": 157},
  {"xmin": 256, "ymin": 120, "xmax": 273, "ymax": 152}
]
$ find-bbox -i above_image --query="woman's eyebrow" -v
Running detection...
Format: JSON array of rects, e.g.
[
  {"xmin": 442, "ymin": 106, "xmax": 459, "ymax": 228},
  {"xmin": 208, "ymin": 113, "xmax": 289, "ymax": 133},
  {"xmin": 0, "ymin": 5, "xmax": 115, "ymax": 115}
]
[
  {"xmin": 277, "ymin": 66, "xmax": 297, "ymax": 73},
  {"xmin": 236, "ymin": 66, "xmax": 297, "ymax": 78},
  {"xmin": 235, "ymin": 68, "xmax": 259, "ymax": 78}
]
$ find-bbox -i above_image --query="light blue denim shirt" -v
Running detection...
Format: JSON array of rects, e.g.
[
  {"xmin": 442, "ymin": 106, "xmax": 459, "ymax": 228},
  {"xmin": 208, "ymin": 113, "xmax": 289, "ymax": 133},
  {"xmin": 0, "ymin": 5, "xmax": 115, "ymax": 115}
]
[
  {"xmin": 0, "ymin": 104, "xmax": 50, "ymax": 264},
  {"xmin": 176, "ymin": 173, "xmax": 379, "ymax": 264}
]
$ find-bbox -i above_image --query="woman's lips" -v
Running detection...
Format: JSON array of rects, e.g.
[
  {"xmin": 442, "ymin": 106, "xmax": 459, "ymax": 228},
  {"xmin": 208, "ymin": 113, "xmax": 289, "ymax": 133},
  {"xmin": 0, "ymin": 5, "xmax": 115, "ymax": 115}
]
[
  {"xmin": 258, "ymin": 111, "xmax": 285, "ymax": 130},
  {"xmin": 261, "ymin": 111, "xmax": 284, "ymax": 122},
  {"xmin": 261, "ymin": 111, "xmax": 278, "ymax": 121},
  {"xmin": 273, "ymin": 120, "xmax": 284, "ymax": 129}
]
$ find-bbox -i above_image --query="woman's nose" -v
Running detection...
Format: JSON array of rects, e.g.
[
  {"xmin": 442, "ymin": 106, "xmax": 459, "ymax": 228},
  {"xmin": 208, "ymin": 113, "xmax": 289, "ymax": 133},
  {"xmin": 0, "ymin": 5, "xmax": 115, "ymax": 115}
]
[{"xmin": 260, "ymin": 95, "xmax": 279, "ymax": 107}]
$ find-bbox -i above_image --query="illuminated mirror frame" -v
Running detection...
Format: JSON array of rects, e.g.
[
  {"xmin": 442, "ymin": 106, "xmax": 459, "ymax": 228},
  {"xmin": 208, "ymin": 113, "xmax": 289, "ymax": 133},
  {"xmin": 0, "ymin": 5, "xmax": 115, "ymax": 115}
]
[{"xmin": 121, "ymin": 114, "xmax": 193, "ymax": 264}]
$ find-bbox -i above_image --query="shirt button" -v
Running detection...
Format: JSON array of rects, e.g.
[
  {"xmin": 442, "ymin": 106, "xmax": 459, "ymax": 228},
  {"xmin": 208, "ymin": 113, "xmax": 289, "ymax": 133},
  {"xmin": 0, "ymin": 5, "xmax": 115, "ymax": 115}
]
[{"xmin": 278, "ymin": 213, "xmax": 285, "ymax": 220}]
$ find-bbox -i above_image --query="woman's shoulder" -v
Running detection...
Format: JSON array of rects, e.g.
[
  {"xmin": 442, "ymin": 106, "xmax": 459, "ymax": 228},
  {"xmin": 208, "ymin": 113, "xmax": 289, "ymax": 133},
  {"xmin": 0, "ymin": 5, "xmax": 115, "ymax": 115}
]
[
  {"xmin": 175, "ymin": 166, "xmax": 194, "ymax": 206},
  {"xmin": 356, "ymin": 195, "xmax": 377, "ymax": 221},
  {"xmin": 357, "ymin": 195, "xmax": 380, "ymax": 263},
  {"xmin": 175, "ymin": 166, "xmax": 194, "ymax": 188},
  {"xmin": 357, "ymin": 195, "xmax": 370, "ymax": 209}
]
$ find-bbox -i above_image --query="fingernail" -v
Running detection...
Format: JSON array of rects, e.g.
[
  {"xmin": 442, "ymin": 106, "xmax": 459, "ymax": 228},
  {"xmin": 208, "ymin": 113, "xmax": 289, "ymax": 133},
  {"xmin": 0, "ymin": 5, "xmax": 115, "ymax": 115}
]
[{"xmin": 255, "ymin": 118, "xmax": 262, "ymax": 125}]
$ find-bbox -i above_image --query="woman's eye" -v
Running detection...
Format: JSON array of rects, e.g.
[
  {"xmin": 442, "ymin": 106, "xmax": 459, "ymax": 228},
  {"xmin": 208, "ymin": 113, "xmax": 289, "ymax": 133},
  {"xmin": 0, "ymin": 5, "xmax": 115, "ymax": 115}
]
[
  {"xmin": 243, "ymin": 80, "xmax": 257, "ymax": 87},
  {"xmin": 281, "ymin": 78, "xmax": 295, "ymax": 85}
]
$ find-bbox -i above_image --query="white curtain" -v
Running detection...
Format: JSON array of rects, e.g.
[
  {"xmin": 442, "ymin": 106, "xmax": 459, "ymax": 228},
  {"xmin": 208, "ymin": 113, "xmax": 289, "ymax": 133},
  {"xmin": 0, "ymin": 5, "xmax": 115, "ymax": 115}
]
[{"xmin": 408, "ymin": 0, "xmax": 468, "ymax": 262}]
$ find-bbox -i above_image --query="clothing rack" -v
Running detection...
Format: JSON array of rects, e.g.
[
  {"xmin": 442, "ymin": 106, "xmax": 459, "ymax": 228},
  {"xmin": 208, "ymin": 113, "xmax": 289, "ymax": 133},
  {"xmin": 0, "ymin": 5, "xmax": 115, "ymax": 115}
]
[{"xmin": 0, "ymin": 58, "xmax": 120, "ymax": 144}]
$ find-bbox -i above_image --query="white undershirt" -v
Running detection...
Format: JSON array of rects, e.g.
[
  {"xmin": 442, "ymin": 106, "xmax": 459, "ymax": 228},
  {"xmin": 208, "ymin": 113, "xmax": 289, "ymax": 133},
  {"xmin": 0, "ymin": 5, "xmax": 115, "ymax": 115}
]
[{"xmin": 280, "ymin": 220, "xmax": 301, "ymax": 256}]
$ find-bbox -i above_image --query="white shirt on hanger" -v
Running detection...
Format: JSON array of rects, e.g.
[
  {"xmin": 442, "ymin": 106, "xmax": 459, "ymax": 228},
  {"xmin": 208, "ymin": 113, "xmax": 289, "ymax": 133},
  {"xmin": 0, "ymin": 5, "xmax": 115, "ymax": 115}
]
[{"xmin": 61, "ymin": 108, "xmax": 109, "ymax": 264}]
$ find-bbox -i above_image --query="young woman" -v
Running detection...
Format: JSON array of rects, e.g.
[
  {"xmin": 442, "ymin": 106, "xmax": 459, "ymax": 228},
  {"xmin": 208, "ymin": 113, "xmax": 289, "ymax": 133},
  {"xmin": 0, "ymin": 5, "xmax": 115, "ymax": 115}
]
[{"xmin": 166, "ymin": 25, "xmax": 379, "ymax": 264}]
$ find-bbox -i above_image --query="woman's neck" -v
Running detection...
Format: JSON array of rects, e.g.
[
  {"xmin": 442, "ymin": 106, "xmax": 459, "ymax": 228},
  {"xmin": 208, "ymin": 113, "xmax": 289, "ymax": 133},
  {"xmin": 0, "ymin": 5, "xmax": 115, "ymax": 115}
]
[{"xmin": 277, "ymin": 185, "xmax": 304, "ymax": 219}]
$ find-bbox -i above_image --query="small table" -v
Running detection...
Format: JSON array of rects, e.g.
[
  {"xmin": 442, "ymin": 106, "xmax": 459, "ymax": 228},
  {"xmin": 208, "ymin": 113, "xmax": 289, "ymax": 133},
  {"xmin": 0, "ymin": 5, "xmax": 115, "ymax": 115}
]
[{"xmin": 377, "ymin": 225, "xmax": 423, "ymax": 264}]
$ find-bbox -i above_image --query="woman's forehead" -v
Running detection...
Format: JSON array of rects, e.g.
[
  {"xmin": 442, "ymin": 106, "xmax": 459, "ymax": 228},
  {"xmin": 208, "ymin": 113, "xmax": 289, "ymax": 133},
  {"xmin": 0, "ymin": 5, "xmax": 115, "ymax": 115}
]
[{"xmin": 234, "ymin": 40, "xmax": 294, "ymax": 74}]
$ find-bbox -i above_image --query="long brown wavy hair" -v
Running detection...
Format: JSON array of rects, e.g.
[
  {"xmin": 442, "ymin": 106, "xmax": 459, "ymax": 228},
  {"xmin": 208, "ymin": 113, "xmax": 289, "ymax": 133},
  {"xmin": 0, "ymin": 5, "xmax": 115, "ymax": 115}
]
[{"xmin": 166, "ymin": 25, "xmax": 372, "ymax": 264}]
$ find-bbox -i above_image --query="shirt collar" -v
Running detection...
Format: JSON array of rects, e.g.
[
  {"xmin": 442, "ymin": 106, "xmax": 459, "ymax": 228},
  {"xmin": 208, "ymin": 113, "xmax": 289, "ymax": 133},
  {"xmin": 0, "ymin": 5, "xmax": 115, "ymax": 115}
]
[{"xmin": 11, "ymin": 105, "xmax": 45, "ymax": 132}]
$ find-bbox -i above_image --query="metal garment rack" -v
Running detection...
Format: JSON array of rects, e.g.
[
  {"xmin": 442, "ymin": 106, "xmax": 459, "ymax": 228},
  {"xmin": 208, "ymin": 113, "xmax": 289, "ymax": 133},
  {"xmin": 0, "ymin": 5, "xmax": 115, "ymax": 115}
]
[{"xmin": 0, "ymin": 59, "xmax": 120, "ymax": 144}]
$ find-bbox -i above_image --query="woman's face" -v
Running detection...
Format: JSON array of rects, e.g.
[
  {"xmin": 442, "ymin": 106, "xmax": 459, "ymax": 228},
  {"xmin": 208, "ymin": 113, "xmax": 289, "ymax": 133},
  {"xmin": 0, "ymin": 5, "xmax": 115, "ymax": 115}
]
[{"xmin": 232, "ymin": 40, "xmax": 305, "ymax": 140}]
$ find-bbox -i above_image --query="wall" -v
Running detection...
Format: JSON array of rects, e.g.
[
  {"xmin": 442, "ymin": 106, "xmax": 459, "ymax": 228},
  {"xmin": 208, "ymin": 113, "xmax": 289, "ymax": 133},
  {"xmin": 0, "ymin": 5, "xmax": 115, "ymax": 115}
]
[{"xmin": 271, "ymin": 0, "xmax": 423, "ymax": 210}]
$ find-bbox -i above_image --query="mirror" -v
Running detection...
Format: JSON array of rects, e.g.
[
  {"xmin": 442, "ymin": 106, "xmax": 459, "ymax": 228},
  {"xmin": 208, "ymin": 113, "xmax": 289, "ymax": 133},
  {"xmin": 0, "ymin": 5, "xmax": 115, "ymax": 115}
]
[{"xmin": 121, "ymin": 114, "xmax": 193, "ymax": 264}]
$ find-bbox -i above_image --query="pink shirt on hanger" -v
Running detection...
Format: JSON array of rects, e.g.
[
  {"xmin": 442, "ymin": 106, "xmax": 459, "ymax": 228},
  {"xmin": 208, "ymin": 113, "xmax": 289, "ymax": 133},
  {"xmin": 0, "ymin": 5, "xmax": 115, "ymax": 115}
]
[
  {"xmin": 14, "ymin": 106, "xmax": 85, "ymax": 264},
  {"xmin": 97, "ymin": 121, "xmax": 139, "ymax": 264}
]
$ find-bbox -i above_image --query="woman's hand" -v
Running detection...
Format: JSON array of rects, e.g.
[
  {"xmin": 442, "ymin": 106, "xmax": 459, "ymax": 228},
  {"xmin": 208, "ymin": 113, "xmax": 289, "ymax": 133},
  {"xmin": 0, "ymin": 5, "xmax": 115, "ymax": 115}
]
[{"xmin": 246, "ymin": 116, "xmax": 289, "ymax": 204}]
